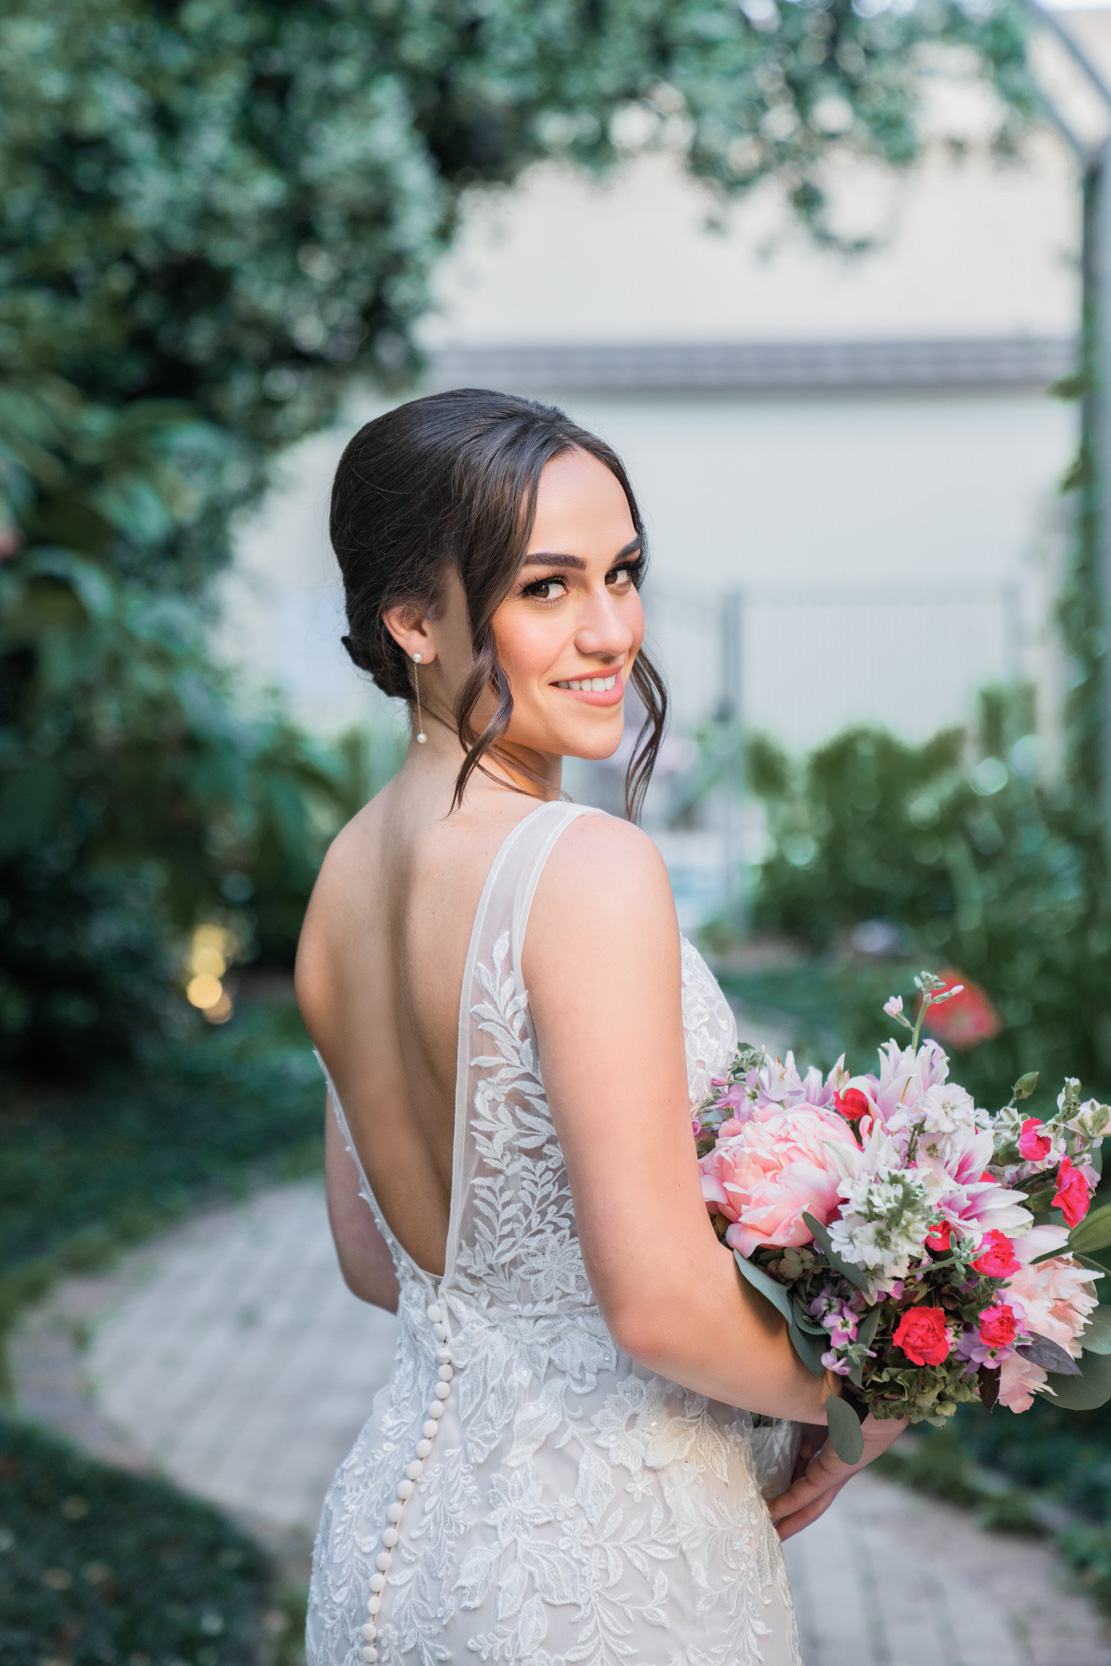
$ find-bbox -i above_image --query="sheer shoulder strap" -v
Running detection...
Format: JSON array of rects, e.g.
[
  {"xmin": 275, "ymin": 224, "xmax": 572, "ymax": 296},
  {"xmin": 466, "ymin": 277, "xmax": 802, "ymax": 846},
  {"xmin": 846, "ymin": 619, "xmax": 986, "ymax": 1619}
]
[{"xmin": 443, "ymin": 800, "xmax": 601, "ymax": 1296}]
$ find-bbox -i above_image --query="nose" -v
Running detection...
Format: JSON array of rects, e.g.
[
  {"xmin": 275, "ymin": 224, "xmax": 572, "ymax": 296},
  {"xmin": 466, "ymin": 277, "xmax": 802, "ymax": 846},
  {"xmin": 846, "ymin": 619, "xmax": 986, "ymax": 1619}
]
[{"xmin": 573, "ymin": 584, "xmax": 639, "ymax": 663}]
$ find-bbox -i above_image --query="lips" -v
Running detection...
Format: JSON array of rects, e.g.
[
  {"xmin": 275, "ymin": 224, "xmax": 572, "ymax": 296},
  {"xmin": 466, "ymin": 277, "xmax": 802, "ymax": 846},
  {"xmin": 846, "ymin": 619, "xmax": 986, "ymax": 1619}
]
[{"xmin": 552, "ymin": 671, "xmax": 624, "ymax": 707}]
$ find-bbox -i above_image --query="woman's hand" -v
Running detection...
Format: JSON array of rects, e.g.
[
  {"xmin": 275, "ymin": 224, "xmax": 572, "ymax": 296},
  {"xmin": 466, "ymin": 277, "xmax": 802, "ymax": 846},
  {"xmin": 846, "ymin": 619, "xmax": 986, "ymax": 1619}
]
[{"xmin": 767, "ymin": 1412, "xmax": 908, "ymax": 1540}]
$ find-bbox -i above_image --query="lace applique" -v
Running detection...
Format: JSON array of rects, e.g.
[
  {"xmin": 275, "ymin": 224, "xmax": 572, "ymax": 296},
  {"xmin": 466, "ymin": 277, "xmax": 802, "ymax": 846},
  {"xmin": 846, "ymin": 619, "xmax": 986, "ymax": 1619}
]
[{"xmin": 307, "ymin": 806, "xmax": 799, "ymax": 1666}]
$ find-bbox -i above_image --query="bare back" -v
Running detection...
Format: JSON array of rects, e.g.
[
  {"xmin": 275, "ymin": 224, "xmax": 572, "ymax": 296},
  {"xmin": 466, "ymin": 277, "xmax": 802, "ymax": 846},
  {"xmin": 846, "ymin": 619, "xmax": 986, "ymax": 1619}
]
[{"xmin": 296, "ymin": 772, "xmax": 549, "ymax": 1277}]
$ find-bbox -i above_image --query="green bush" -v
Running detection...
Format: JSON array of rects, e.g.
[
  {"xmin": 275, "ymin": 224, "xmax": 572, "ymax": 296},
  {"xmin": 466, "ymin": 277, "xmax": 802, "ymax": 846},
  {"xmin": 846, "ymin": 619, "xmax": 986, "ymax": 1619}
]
[
  {"xmin": 0, "ymin": 1414, "xmax": 297, "ymax": 1666},
  {"xmin": 732, "ymin": 694, "xmax": 1109, "ymax": 1108}
]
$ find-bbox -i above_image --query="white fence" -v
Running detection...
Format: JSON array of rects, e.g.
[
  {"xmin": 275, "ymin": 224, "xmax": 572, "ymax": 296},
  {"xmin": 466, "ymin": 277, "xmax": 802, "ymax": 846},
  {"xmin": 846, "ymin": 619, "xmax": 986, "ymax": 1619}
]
[{"xmin": 643, "ymin": 583, "xmax": 1024, "ymax": 751}]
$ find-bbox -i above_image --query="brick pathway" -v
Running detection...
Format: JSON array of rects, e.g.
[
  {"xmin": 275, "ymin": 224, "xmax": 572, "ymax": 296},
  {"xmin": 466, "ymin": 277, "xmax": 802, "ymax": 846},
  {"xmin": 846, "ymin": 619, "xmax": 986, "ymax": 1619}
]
[{"xmin": 12, "ymin": 1181, "xmax": 1111, "ymax": 1664}]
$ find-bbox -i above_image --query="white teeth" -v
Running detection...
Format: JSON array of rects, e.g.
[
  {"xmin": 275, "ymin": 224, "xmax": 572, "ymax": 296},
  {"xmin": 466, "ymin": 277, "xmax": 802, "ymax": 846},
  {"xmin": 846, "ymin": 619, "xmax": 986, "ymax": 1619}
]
[{"xmin": 556, "ymin": 674, "xmax": 618, "ymax": 691}]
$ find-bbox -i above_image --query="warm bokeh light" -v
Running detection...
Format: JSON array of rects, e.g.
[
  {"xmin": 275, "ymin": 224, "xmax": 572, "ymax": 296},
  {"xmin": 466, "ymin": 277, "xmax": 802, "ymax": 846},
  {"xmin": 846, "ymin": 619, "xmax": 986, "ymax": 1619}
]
[
  {"xmin": 184, "ymin": 923, "xmax": 238, "ymax": 1023},
  {"xmin": 186, "ymin": 973, "xmax": 224, "ymax": 1010}
]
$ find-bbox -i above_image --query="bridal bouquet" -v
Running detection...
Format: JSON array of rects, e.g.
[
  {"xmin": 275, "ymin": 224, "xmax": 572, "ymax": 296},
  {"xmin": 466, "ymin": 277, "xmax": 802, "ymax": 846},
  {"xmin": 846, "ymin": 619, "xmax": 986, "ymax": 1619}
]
[{"xmin": 696, "ymin": 973, "xmax": 1111, "ymax": 1463}]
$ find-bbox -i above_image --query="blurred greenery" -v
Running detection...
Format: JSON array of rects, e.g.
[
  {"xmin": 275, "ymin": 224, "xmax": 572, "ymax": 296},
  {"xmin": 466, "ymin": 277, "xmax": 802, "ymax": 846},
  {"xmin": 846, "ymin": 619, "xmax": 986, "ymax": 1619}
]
[
  {"xmin": 0, "ymin": 1414, "xmax": 303, "ymax": 1666},
  {"xmin": 3, "ymin": 0, "xmax": 1036, "ymax": 1079},
  {"xmin": 0, "ymin": 995, "xmax": 323, "ymax": 1382},
  {"xmin": 713, "ymin": 686, "xmax": 1109, "ymax": 1110}
]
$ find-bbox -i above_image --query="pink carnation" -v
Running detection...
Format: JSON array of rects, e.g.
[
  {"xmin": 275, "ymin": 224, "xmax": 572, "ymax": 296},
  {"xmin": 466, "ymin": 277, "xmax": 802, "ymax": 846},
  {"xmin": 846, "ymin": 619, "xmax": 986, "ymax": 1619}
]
[
  {"xmin": 1018, "ymin": 1118, "xmax": 1052, "ymax": 1162},
  {"xmin": 699, "ymin": 1106, "xmax": 859, "ymax": 1258}
]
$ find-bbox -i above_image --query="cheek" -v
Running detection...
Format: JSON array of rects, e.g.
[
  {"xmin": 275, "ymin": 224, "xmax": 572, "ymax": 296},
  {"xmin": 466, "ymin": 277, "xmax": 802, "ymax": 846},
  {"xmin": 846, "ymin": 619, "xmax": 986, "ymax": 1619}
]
[{"xmin": 492, "ymin": 615, "xmax": 564, "ymax": 697}]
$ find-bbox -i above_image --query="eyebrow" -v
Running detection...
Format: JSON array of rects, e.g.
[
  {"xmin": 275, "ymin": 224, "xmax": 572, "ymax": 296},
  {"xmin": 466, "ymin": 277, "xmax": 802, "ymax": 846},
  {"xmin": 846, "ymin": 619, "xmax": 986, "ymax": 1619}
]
[{"xmin": 521, "ymin": 536, "xmax": 642, "ymax": 570}]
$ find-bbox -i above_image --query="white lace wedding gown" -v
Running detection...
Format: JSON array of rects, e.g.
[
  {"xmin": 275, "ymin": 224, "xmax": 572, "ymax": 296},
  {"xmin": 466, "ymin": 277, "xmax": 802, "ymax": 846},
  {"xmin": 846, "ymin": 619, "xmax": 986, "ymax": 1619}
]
[{"xmin": 308, "ymin": 801, "xmax": 801, "ymax": 1666}]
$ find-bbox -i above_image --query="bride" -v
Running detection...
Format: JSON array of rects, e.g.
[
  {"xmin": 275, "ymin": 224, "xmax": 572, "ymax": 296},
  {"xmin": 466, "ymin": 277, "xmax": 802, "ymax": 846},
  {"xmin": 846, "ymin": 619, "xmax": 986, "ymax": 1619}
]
[{"xmin": 296, "ymin": 389, "xmax": 904, "ymax": 1666}]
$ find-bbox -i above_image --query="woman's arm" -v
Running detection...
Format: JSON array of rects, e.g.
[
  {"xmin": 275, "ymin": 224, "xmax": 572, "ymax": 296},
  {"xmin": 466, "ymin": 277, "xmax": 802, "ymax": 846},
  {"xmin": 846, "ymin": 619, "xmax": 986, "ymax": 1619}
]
[
  {"xmin": 525, "ymin": 814, "xmax": 831, "ymax": 1425},
  {"xmin": 325, "ymin": 1103, "xmax": 400, "ymax": 1313}
]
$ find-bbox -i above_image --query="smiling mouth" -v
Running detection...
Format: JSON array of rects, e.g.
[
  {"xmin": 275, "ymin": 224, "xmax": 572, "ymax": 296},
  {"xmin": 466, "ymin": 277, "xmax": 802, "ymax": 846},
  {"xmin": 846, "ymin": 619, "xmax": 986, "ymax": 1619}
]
[{"xmin": 554, "ymin": 674, "xmax": 619, "ymax": 692}]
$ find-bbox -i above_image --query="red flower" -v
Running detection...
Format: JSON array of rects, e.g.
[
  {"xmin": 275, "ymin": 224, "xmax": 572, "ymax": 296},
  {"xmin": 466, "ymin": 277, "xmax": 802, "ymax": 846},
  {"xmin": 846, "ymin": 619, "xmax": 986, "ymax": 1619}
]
[
  {"xmin": 971, "ymin": 1230, "xmax": 1021, "ymax": 1278},
  {"xmin": 1018, "ymin": 1118, "xmax": 1052, "ymax": 1163},
  {"xmin": 835, "ymin": 1088, "xmax": 871, "ymax": 1123},
  {"xmin": 925, "ymin": 1220, "xmax": 953, "ymax": 1253},
  {"xmin": 978, "ymin": 1304, "xmax": 1018, "ymax": 1350},
  {"xmin": 1053, "ymin": 1157, "xmax": 1092, "ymax": 1230},
  {"xmin": 922, "ymin": 969, "xmax": 1001, "ymax": 1050},
  {"xmin": 893, "ymin": 1306, "xmax": 950, "ymax": 1367}
]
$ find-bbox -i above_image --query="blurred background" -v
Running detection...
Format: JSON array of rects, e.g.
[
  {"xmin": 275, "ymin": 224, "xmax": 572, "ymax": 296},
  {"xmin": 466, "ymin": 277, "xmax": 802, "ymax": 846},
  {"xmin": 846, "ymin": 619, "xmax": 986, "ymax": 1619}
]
[{"xmin": 7, "ymin": 0, "xmax": 1111, "ymax": 1660}]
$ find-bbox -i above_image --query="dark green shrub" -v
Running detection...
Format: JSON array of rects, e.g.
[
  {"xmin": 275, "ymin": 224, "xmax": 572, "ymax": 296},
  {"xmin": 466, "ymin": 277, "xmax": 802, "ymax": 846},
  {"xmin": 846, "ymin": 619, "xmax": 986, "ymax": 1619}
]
[
  {"xmin": 735, "ymin": 696, "xmax": 1109, "ymax": 1108},
  {"xmin": 0, "ymin": 1415, "xmax": 290, "ymax": 1666}
]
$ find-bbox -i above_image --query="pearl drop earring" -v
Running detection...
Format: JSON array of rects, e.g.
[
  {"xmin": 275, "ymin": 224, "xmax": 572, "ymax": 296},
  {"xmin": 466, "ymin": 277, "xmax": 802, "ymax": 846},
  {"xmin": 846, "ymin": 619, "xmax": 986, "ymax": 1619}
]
[{"xmin": 412, "ymin": 653, "xmax": 427, "ymax": 743}]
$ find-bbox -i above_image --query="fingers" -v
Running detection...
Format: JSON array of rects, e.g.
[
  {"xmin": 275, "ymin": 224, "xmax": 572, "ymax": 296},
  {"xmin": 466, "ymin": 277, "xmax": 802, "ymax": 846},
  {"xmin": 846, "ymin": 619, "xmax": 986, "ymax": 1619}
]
[
  {"xmin": 766, "ymin": 1471, "xmax": 836, "ymax": 1524},
  {"xmin": 774, "ymin": 1486, "xmax": 843, "ymax": 1540}
]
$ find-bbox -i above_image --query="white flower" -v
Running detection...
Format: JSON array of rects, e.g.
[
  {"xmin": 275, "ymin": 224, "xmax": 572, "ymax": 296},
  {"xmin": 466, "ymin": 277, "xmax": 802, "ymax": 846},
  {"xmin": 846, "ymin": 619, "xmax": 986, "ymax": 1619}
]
[
  {"xmin": 825, "ymin": 1122, "xmax": 945, "ymax": 1283},
  {"xmin": 884, "ymin": 996, "xmax": 904, "ymax": 1018},
  {"xmin": 887, "ymin": 1082, "xmax": 990, "ymax": 1162},
  {"xmin": 1068, "ymin": 1098, "xmax": 1111, "ymax": 1145}
]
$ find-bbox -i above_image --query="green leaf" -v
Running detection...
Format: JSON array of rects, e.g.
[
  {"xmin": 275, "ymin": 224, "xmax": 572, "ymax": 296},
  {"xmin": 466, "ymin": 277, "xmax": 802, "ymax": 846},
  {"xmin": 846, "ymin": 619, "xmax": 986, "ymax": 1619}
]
[
  {"xmin": 733, "ymin": 1251, "xmax": 794, "ymax": 1327},
  {"xmin": 1012, "ymin": 1072, "xmax": 1039, "ymax": 1102},
  {"xmin": 1080, "ymin": 1305, "xmax": 1111, "ymax": 1356},
  {"xmin": 1069, "ymin": 1203, "xmax": 1111, "ymax": 1255},
  {"xmin": 825, "ymin": 1394, "xmax": 865, "ymax": 1465},
  {"xmin": 1043, "ymin": 1349, "xmax": 1111, "ymax": 1411},
  {"xmin": 787, "ymin": 1320, "xmax": 828, "ymax": 1378},
  {"xmin": 802, "ymin": 1212, "xmax": 871, "ymax": 1292},
  {"xmin": 788, "ymin": 1293, "xmax": 829, "ymax": 1336},
  {"xmin": 857, "ymin": 1305, "xmax": 883, "ymax": 1351}
]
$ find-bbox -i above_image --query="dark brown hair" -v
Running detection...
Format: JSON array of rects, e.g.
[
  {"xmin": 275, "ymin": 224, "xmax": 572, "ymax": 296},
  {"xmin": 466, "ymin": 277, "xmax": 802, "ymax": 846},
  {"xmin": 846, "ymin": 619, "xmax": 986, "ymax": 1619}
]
[{"xmin": 331, "ymin": 387, "xmax": 667, "ymax": 819}]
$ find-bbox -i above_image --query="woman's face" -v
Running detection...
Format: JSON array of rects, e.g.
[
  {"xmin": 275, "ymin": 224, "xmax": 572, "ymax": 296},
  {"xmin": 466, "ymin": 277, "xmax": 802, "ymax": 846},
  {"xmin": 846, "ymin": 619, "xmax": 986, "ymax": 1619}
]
[{"xmin": 490, "ymin": 447, "xmax": 644, "ymax": 764}]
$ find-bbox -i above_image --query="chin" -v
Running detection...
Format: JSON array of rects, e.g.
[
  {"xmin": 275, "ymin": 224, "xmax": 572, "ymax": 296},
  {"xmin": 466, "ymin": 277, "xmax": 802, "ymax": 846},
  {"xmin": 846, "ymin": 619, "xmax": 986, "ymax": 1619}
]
[{"xmin": 562, "ymin": 718, "xmax": 627, "ymax": 762}]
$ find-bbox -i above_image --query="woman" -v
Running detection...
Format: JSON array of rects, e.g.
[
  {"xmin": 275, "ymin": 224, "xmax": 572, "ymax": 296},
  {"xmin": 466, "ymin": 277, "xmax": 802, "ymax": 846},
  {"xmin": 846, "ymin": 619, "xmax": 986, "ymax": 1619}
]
[{"xmin": 296, "ymin": 389, "xmax": 904, "ymax": 1666}]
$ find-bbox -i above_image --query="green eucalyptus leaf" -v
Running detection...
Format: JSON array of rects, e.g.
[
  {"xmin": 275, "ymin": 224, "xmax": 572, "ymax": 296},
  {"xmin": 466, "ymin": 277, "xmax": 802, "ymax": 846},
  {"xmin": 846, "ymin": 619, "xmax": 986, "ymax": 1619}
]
[
  {"xmin": 857, "ymin": 1306, "xmax": 883, "ymax": 1351},
  {"xmin": 1043, "ymin": 1349, "xmax": 1111, "ymax": 1411},
  {"xmin": 825, "ymin": 1394, "xmax": 865, "ymax": 1465},
  {"xmin": 1080, "ymin": 1305, "xmax": 1111, "ymax": 1356},
  {"xmin": 733, "ymin": 1251, "xmax": 794, "ymax": 1326},
  {"xmin": 788, "ymin": 1321, "xmax": 828, "ymax": 1378},
  {"xmin": 802, "ymin": 1212, "xmax": 871, "ymax": 1292},
  {"xmin": 788, "ymin": 1294, "xmax": 829, "ymax": 1337}
]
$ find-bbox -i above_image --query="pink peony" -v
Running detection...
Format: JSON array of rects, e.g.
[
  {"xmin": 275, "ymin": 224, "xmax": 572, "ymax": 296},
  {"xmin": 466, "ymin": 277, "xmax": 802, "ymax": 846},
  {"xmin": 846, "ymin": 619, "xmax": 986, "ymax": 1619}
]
[
  {"xmin": 699, "ymin": 1106, "xmax": 858, "ymax": 1258},
  {"xmin": 996, "ymin": 1235, "xmax": 1101, "ymax": 1410},
  {"xmin": 1018, "ymin": 1118, "xmax": 1052, "ymax": 1162}
]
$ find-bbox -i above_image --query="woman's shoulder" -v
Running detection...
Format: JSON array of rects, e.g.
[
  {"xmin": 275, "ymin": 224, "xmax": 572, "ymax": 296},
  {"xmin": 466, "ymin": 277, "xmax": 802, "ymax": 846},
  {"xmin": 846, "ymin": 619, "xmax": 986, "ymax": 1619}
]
[{"xmin": 528, "ymin": 809, "xmax": 678, "ymax": 964}]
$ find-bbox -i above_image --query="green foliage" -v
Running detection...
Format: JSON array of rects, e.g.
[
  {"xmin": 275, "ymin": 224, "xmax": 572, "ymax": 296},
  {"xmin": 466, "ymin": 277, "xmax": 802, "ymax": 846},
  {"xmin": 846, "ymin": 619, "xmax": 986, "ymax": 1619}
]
[
  {"xmin": 0, "ymin": 996, "xmax": 323, "ymax": 1376},
  {"xmin": 0, "ymin": 0, "xmax": 1041, "ymax": 1071},
  {"xmin": 0, "ymin": 1, "xmax": 1038, "ymax": 581},
  {"xmin": 736, "ymin": 697, "xmax": 1111, "ymax": 1107},
  {"xmin": 0, "ymin": 375, "xmax": 406, "ymax": 1072},
  {"xmin": 0, "ymin": 1414, "xmax": 298, "ymax": 1666}
]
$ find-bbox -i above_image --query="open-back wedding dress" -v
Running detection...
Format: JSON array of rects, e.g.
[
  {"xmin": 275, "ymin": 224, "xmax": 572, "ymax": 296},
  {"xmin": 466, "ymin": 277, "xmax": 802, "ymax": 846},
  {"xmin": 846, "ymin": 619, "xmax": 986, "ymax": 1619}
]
[{"xmin": 308, "ymin": 800, "xmax": 800, "ymax": 1666}]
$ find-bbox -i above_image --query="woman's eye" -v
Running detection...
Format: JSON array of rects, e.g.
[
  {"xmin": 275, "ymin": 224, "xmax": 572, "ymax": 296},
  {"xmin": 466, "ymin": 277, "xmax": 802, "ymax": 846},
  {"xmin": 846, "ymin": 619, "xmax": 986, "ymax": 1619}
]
[
  {"xmin": 526, "ymin": 578, "xmax": 567, "ymax": 601},
  {"xmin": 607, "ymin": 562, "xmax": 639, "ymax": 589}
]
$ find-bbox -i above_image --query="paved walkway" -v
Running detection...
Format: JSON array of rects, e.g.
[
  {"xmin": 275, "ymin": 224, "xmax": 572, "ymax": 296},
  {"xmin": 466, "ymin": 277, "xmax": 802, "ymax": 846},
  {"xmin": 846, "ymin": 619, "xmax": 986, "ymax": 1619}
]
[{"xmin": 12, "ymin": 1181, "xmax": 1111, "ymax": 1665}]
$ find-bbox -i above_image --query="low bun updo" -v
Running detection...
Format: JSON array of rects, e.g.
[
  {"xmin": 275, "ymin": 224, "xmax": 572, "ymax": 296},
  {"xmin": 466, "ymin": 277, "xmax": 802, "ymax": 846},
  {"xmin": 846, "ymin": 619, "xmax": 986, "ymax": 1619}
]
[{"xmin": 330, "ymin": 387, "xmax": 666, "ymax": 819}]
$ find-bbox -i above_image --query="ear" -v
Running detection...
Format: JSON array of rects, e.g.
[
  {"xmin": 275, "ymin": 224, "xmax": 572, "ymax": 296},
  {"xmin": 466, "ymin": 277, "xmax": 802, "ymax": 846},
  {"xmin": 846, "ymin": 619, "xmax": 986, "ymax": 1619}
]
[{"xmin": 382, "ymin": 601, "xmax": 437, "ymax": 665}]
